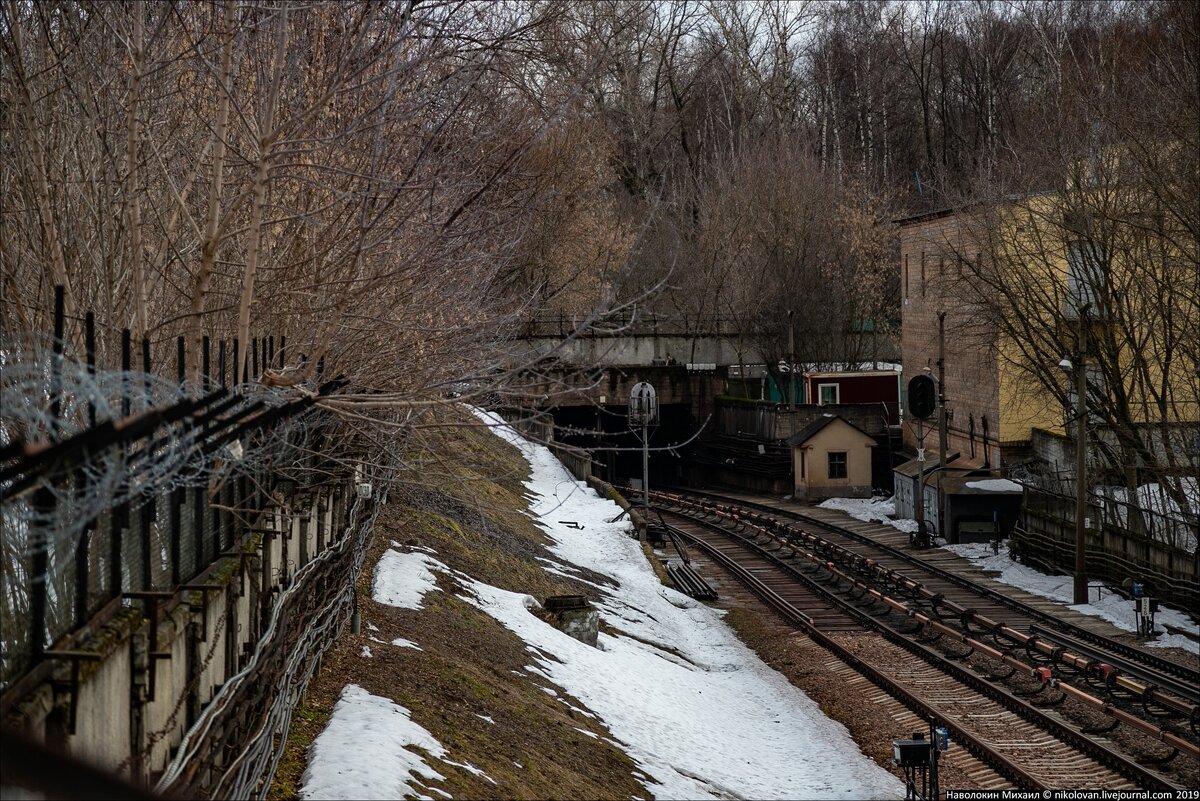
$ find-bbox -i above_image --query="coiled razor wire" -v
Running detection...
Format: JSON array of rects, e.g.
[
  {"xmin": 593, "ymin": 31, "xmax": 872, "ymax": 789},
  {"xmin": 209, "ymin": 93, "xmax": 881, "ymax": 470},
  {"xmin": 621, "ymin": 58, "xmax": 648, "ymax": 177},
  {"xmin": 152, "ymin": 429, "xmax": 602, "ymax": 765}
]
[
  {"xmin": 1, "ymin": 333, "xmax": 331, "ymax": 685},
  {"xmin": 2, "ymin": 333, "xmax": 323, "ymax": 535}
]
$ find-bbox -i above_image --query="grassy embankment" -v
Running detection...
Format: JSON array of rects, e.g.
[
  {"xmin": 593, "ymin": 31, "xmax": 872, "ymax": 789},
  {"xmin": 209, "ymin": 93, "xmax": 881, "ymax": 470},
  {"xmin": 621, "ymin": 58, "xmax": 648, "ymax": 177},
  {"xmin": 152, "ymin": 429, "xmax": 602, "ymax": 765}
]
[{"xmin": 269, "ymin": 412, "xmax": 649, "ymax": 800}]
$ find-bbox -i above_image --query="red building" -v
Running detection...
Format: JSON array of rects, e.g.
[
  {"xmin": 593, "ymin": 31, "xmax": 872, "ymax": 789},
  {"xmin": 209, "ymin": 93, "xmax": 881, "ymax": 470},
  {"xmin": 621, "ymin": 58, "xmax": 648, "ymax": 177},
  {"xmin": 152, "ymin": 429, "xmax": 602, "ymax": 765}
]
[{"xmin": 805, "ymin": 370, "xmax": 902, "ymax": 426}]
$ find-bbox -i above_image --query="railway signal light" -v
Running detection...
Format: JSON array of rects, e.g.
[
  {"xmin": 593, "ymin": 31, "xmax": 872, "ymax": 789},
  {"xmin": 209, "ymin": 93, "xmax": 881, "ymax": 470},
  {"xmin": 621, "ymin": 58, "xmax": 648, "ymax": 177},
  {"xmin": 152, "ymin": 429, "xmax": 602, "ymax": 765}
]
[{"xmin": 907, "ymin": 375, "xmax": 937, "ymax": 420}]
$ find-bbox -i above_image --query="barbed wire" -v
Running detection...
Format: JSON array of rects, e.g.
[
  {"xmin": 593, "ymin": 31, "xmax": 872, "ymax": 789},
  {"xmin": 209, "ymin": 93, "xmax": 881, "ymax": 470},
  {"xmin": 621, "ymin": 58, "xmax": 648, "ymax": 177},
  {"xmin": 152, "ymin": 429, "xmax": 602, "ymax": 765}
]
[
  {"xmin": 1, "ymin": 333, "xmax": 325, "ymax": 545},
  {"xmin": 1, "ymin": 333, "xmax": 338, "ymax": 686}
]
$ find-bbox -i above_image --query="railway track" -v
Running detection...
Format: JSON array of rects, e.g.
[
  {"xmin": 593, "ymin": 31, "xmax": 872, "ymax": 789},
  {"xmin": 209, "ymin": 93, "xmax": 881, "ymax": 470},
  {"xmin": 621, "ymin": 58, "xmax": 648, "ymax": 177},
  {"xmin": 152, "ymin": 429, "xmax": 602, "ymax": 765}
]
[
  {"xmin": 657, "ymin": 486, "xmax": 1200, "ymax": 729},
  {"xmin": 644, "ymin": 493, "xmax": 1196, "ymax": 791},
  {"xmin": 674, "ymin": 487, "xmax": 1199, "ymax": 685}
]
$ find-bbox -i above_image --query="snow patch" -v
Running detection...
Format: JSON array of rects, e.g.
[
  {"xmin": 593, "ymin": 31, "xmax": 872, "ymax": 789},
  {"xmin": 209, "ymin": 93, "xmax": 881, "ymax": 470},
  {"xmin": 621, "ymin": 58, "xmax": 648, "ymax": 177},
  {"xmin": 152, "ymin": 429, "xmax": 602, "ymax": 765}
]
[
  {"xmin": 300, "ymin": 685, "xmax": 447, "ymax": 800},
  {"xmin": 818, "ymin": 496, "xmax": 919, "ymax": 534},
  {"xmin": 965, "ymin": 479, "xmax": 1023, "ymax": 493},
  {"xmin": 391, "ymin": 637, "xmax": 423, "ymax": 651},
  {"xmin": 467, "ymin": 406, "xmax": 902, "ymax": 800},
  {"xmin": 443, "ymin": 760, "xmax": 497, "ymax": 785},
  {"xmin": 360, "ymin": 645, "xmax": 373, "ymax": 658},
  {"xmin": 944, "ymin": 543, "xmax": 1198, "ymax": 654},
  {"xmin": 373, "ymin": 550, "xmax": 446, "ymax": 610}
]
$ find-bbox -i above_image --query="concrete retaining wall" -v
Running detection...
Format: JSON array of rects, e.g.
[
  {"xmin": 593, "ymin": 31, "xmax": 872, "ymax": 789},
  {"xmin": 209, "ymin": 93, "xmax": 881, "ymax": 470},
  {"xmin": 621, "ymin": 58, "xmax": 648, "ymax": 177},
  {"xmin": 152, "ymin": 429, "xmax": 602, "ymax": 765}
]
[{"xmin": 4, "ymin": 486, "xmax": 345, "ymax": 786}]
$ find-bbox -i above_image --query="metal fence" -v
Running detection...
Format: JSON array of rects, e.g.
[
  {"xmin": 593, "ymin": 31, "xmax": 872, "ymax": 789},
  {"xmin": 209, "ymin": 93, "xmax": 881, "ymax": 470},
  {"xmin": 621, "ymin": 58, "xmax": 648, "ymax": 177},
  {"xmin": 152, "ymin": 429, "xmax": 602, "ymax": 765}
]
[
  {"xmin": 1, "ymin": 288, "xmax": 345, "ymax": 693},
  {"xmin": 156, "ymin": 477, "xmax": 387, "ymax": 799},
  {"xmin": 519, "ymin": 312, "xmax": 748, "ymax": 339},
  {"xmin": 1017, "ymin": 486, "xmax": 1199, "ymax": 609}
]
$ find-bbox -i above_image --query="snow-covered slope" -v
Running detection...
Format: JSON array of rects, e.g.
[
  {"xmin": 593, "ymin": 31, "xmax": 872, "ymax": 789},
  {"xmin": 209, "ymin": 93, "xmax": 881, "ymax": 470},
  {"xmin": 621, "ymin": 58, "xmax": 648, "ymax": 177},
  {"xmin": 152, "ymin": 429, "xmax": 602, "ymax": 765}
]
[{"xmin": 300, "ymin": 409, "xmax": 902, "ymax": 800}]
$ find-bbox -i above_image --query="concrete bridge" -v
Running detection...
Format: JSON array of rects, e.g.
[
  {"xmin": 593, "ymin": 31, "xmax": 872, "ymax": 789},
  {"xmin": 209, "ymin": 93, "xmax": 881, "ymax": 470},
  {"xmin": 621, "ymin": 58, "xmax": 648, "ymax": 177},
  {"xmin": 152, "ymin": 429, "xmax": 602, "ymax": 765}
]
[{"xmin": 515, "ymin": 313, "xmax": 766, "ymax": 367}]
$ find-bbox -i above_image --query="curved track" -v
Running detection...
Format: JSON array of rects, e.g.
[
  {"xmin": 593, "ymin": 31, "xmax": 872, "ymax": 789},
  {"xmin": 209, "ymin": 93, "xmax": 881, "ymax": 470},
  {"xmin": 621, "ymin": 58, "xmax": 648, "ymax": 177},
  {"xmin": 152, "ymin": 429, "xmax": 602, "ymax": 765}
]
[
  {"xmin": 661, "ymin": 487, "xmax": 1200, "ymax": 727},
  {"xmin": 647, "ymin": 492, "xmax": 1196, "ymax": 791}
]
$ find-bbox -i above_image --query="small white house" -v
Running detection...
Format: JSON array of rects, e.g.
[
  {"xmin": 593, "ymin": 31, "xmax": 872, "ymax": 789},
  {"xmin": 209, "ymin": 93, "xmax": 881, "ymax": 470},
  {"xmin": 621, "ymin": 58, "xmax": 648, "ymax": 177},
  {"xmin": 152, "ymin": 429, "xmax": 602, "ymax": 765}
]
[{"xmin": 787, "ymin": 415, "xmax": 876, "ymax": 500}]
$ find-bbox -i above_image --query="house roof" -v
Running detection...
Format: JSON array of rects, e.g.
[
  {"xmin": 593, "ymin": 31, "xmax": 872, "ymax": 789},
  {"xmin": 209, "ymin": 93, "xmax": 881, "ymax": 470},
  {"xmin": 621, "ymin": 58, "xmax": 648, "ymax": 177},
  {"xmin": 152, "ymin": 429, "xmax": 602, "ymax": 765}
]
[
  {"xmin": 807, "ymin": 370, "xmax": 901, "ymax": 379},
  {"xmin": 787, "ymin": 414, "xmax": 874, "ymax": 447},
  {"xmin": 893, "ymin": 454, "xmax": 994, "ymax": 486}
]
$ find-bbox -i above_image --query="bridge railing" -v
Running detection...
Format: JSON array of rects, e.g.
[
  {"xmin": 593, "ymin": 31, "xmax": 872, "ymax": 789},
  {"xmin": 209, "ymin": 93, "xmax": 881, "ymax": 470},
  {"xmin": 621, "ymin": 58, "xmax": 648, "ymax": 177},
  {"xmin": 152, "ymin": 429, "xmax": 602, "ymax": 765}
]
[{"xmin": 519, "ymin": 312, "xmax": 750, "ymax": 339}]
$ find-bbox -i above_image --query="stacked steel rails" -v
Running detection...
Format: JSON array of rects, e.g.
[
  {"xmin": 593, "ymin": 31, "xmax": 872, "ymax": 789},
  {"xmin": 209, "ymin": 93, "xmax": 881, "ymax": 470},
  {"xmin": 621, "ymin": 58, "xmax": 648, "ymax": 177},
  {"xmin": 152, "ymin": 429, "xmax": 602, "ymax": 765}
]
[{"xmin": 640, "ymin": 488, "xmax": 1198, "ymax": 792}]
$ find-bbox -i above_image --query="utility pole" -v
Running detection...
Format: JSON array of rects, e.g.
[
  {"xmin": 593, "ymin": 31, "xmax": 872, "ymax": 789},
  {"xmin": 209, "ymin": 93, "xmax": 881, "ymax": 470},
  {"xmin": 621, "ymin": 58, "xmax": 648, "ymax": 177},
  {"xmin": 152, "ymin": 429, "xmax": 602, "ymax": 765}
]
[
  {"xmin": 1073, "ymin": 307, "xmax": 1089, "ymax": 604},
  {"xmin": 937, "ymin": 312, "xmax": 948, "ymax": 543},
  {"xmin": 788, "ymin": 310, "xmax": 796, "ymax": 412},
  {"xmin": 915, "ymin": 418, "xmax": 927, "ymax": 546}
]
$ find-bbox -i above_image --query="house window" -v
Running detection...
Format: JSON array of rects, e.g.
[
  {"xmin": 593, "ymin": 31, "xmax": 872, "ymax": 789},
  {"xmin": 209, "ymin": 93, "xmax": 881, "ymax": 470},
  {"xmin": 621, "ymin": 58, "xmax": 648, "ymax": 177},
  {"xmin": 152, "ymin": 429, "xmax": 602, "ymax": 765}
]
[
  {"xmin": 1065, "ymin": 239, "xmax": 1107, "ymax": 318},
  {"xmin": 827, "ymin": 452, "xmax": 847, "ymax": 480},
  {"xmin": 904, "ymin": 254, "xmax": 909, "ymax": 297},
  {"xmin": 818, "ymin": 383, "xmax": 839, "ymax": 405}
]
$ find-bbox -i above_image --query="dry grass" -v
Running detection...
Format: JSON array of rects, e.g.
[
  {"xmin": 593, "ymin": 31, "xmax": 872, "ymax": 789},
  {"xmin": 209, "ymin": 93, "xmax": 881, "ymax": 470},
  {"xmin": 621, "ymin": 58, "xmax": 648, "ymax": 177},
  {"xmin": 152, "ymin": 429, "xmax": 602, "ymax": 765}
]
[{"xmin": 268, "ymin": 417, "xmax": 646, "ymax": 800}]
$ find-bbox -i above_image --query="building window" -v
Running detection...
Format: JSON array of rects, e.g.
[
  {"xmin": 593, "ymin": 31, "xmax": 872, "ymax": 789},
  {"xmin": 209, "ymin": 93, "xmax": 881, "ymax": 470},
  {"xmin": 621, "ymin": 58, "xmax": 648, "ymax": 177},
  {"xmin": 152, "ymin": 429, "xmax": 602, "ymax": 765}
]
[
  {"xmin": 904, "ymin": 254, "xmax": 909, "ymax": 297},
  {"xmin": 920, "ymin": 252, "xmax": 926, "ymax": 297},
  {"xmin": 827, "ymin": 452, "xmax": 847, "ymax": 480},
  {"xmin": 818, "ymin": 383, "xmax": 839, "ymax": 405}
]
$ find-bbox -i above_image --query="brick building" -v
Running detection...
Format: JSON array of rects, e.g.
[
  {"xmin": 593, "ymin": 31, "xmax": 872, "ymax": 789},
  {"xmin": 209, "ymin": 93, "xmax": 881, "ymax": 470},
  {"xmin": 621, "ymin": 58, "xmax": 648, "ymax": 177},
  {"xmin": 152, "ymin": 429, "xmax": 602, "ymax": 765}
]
[
  {"xmin": 897, "ymin": 208, "xmax": 1031, "ymax": 469},
  {"xmin": 897, "ymin": 201, "xmax": 1198, "ymax": 481}
]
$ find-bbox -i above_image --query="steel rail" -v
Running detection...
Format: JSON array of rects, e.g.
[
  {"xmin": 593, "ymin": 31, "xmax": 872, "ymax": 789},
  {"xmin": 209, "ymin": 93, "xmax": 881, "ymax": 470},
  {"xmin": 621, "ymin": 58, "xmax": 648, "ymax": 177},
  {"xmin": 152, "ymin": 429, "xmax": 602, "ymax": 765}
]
[
  {"xmin": 664, "ymin": 487, "xmax": 1199, "ymax": 686},
  {"xmin": 661, "ymin": 492, "xmax": 1199, "ymax": 752},
  {"xmin": 657, "ymin": 501, "xmax": 1187, "ymax": 790},
  {"xmin": 658, "ymin": 519, "xmax": 1049, "ymax": 791}
]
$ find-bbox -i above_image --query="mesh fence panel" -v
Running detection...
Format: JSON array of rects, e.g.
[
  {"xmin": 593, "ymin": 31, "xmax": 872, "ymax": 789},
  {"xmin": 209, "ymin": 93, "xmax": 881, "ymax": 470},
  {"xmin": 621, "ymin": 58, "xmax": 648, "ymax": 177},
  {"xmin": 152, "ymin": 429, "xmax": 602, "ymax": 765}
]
[
  {"xmin": 45, "ymin": 507, "xmax": 78, "ymax": 647},
  {"xmin": 122, "ymin": 503, "xmax": 144, "ymax": 592},
  {"xmin": 0, "ymin": 502, "xmax": 34, "ymax": 688},
  {"xmin": 180, "ymin": 490, "xmax": 200, "ymax": 585},
  {"xmin": 150, "ymin": 496, "xmax": 172, "ymax": 592}
]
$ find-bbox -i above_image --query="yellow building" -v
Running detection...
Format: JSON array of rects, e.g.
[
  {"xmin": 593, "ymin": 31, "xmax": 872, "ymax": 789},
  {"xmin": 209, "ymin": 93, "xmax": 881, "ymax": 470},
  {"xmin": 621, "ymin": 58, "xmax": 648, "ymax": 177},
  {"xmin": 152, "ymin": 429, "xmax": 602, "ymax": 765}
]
[{"xmin": 898, "ymin": 193, "xmax": 1198, "ymax": 485}]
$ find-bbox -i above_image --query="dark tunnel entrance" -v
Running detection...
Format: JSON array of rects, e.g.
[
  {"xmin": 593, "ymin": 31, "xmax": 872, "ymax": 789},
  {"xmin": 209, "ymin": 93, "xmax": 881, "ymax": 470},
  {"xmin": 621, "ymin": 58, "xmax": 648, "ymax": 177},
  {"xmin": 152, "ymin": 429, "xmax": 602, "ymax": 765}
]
[{"xmin": 548, "ymin": 402, "xmax": 701, "ymax": 489}]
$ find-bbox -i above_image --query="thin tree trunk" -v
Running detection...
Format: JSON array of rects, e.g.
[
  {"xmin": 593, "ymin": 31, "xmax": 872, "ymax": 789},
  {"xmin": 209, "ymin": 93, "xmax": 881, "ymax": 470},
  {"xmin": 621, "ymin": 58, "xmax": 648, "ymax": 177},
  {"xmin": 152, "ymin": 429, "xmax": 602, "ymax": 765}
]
[
  {"xmin": 236, "ymin": 4, "xmax": 288, "ymax": 381},
  {"xmin": 191, "ymin": 1, "xmax": 238, "ymax": 381},
  {"xmin": 6, "ymin": 0, "xmax": 79, "ymax": 333},
  {"xmin": 125, "ymin": 3, "xmax": 147, "ymax": 338}
]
